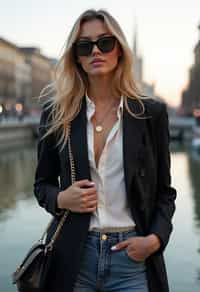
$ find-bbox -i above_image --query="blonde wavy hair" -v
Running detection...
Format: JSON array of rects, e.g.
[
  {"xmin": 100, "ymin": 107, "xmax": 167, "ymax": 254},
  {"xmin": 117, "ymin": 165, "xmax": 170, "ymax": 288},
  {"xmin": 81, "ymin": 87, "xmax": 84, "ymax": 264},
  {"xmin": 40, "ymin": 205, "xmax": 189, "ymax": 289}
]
[{"xmin": 38, "ymin": 9, "xmax": 148, "ymax": 152}]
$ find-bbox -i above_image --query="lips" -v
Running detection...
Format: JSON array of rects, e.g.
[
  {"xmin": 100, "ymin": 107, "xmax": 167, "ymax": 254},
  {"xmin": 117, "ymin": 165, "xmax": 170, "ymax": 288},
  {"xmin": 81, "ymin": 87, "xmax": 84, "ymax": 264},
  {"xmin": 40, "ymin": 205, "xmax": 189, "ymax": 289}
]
[{"xmin": 91, "ymin": 58, "xmax": 105, "ymax": 64}]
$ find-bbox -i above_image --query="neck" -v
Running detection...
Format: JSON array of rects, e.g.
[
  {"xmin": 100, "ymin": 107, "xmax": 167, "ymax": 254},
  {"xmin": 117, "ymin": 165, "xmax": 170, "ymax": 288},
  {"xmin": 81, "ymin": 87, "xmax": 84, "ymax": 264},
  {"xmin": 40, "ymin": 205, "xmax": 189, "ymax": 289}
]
[{"xmin": 87, "ymin": 75, "xmax": 117, "ymax": 106}]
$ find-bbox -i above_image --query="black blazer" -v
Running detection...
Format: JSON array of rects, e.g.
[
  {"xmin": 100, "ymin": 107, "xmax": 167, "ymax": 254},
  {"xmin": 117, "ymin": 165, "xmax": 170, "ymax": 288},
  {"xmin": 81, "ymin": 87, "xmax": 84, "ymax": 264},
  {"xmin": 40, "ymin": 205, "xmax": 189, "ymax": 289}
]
[{"xmin": 34, "ymin": 96, "xmax": 177, "ymax": 292}]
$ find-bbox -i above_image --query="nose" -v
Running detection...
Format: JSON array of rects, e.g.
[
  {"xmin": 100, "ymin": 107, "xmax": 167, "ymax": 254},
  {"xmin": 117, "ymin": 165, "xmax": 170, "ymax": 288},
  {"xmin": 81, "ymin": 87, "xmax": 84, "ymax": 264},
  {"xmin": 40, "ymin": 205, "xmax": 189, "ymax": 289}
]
[{"xmin": 91, "ymin": 43, "xmax": 101, "ymax": 55}]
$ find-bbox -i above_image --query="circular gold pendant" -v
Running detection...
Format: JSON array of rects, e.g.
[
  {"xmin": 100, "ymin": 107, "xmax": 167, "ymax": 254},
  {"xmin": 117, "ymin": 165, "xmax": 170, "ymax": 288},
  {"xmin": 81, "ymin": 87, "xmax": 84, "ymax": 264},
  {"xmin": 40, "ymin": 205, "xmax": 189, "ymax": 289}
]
[{"xmin": 96, "ymin": 125, "xmax": 103, "ymax": 132}]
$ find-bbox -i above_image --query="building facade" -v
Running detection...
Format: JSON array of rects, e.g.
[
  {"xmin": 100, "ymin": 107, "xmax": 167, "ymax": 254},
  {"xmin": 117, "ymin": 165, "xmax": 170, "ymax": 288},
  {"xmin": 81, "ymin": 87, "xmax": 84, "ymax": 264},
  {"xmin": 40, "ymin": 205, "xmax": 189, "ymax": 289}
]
[
  {"xmin": 0, "ymin": 37, "xmax": 55, "ymax": 115},
  {"xmin": 181, "ymin": 24, "xmax": 200, "ymax": 116},
  {"xmin": 20, "ymin": 47, "xmax": 54, "ymax": 111}
]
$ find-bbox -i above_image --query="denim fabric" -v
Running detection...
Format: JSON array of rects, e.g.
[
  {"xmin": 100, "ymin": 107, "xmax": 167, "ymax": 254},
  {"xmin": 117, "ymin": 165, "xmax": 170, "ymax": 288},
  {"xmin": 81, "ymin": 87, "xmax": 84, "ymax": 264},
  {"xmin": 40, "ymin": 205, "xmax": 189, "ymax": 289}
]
[{"xmin": 73, "ymin": 229, "xmax": 149, "ymax": 292}]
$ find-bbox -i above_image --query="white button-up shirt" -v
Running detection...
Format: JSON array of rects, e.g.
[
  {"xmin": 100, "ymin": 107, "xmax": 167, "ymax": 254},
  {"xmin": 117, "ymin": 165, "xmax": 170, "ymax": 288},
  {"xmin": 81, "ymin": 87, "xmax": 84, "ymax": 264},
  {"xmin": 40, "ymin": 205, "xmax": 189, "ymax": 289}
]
[{"xmin": 85, "ymin": 93, "xmax": 136, "ymax": 230}]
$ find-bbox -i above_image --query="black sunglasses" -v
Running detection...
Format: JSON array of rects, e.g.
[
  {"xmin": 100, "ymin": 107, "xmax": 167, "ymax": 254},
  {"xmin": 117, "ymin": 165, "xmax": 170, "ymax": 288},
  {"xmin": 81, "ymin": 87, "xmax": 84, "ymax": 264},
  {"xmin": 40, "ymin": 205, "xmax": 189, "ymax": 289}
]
[{"xmin": 74, "ymin": 36, "xmax": 117, "ymax": 56}]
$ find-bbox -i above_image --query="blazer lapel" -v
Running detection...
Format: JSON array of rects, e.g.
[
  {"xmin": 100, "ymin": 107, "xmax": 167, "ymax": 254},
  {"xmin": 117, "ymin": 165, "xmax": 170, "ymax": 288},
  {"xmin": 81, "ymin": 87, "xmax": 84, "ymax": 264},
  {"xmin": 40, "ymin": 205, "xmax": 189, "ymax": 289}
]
[
  {"xmin": 67, "ymin": 96, "xmax": 146, "ymax": 199},
  {"xmin": 122, "ymin": 97, "xmax": 146, "ymax": 195}
]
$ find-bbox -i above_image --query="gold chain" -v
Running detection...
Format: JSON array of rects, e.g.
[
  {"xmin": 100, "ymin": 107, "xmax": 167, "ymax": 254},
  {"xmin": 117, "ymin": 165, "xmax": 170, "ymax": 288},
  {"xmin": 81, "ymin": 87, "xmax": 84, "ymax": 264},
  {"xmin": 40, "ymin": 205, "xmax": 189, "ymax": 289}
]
[
  {"xmin": 42, "ymin": 123, "xmax": 75, "ymax": 251},
  {"xmin": 93, "ymin": 100, "xmax": 119, "ymax": 132}
]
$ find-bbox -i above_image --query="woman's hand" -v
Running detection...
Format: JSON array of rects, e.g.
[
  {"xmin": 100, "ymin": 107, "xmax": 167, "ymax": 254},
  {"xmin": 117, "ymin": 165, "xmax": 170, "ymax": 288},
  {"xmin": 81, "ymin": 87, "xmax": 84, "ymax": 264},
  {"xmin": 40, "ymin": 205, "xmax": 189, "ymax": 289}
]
[
  {"xmin": 57, "ymin": 179, "xmax": 98, "ymax": 213},
  {"xmin": 111, "ymin": 234, "xmax": 161, "ymax": 262}
]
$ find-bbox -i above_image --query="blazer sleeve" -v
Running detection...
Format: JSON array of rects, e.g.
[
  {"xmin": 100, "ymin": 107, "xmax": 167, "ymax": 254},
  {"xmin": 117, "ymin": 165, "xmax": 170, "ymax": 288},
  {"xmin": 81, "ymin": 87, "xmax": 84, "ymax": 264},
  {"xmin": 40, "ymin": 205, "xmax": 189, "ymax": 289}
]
[
  {"xmin": 149, "ymin": 102, "xmax": 177, "ymax": 252},
  {"xmin": 33, "ymin": 105, "xmax": 64, "ymax": 217}
]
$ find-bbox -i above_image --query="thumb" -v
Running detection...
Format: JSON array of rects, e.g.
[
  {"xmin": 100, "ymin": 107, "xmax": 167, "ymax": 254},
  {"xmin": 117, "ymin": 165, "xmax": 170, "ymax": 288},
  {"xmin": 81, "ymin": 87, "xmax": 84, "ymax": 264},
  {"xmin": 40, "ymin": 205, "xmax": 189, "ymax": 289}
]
[
  {"xmin": 111, "ymin": 239, "xmax": 129, "ymax": 251},
  {"xmin": 75, "ymin": 180, "xmax": 95, "ymax": 187}
]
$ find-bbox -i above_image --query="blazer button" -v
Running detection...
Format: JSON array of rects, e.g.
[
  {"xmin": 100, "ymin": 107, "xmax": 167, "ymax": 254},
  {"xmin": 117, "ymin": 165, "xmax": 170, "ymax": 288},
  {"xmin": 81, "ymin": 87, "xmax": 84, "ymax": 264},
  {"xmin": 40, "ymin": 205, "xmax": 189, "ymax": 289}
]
[{"xmin": 139, "ymin": 168, "xmax": 145, "ymax": 177}]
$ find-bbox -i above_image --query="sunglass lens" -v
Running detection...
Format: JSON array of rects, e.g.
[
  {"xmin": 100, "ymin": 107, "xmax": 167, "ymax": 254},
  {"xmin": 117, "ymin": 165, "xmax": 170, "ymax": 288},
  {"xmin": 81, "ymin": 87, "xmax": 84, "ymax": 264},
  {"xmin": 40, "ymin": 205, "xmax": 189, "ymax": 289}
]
[
  {"xmin": 98, "ymin": 37, "xmax": 116, "ymax": 53},
  {"xmin": 75, "ymin": 41, "xmax": 92, "ymax": 56}
]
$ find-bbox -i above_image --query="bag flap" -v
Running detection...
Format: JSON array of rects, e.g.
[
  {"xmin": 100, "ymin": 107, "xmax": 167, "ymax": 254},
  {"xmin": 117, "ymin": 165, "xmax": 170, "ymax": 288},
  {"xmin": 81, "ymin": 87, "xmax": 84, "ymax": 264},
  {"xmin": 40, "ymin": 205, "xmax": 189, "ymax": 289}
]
[{"xmin": 12, "ymin": 242, "xmax": 44, "ymax": 284}]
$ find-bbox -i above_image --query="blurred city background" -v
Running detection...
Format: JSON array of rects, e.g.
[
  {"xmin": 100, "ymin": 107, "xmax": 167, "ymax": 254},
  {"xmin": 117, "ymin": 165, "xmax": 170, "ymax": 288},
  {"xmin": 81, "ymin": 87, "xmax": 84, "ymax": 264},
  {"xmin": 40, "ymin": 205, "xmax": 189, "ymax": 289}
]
[{"xmin": 0, "ymin": 1, "xmax": 200, "ymax": 292}]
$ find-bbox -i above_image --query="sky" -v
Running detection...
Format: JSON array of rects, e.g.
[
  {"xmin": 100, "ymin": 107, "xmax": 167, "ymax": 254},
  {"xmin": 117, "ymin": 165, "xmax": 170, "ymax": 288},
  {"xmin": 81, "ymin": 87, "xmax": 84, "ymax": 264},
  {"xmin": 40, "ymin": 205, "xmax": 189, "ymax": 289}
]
[{"xmin": 1, "ymin": 0, "xmax": 200, "ymax": 107}]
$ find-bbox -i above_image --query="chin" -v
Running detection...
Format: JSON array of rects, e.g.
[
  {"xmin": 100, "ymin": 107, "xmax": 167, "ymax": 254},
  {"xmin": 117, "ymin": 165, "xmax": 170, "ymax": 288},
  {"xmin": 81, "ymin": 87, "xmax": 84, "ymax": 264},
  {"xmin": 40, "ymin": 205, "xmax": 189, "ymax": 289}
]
[{"xmin": 89, "ymin": 68, "xmax": 113, "ymax": 76}]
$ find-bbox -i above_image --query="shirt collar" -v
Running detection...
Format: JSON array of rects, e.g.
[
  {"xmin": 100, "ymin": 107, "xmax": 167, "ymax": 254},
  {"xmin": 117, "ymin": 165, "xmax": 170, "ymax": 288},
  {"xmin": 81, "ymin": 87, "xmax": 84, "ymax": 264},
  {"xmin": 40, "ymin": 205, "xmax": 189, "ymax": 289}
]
[{"xmin": 85, "ymin": 91, "xmax": 123, "ymax": 121}]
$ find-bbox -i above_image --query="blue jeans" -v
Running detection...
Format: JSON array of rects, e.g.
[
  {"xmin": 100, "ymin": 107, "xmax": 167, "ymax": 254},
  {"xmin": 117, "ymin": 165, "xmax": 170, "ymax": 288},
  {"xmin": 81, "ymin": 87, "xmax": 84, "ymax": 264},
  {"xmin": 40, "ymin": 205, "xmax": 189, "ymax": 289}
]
[{"xmin": 73, "ymin": 229, "xmax": 149, "ymax": 291}]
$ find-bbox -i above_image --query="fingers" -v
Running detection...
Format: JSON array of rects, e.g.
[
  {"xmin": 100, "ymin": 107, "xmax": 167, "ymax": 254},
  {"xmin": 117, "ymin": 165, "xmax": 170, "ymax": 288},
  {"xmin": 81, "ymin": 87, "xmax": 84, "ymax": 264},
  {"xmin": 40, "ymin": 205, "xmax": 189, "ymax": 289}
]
[
  {"xmin": 75, "ymin": 179, "xmax": 95, "ymax": 188},
  {"xmin": 81, "ymin": 196, "xmax": 97, "ymax": 209},
  {"xmin": 82, "ymin": 187, "xmax": 97, "ymax": 196},
  {"xmin": 85, "ymin": 200, "xmax": 97, "ymax": 209},
  {"xmin": 82, "ymin": 205, "xmax": 97, "ymax": 213},
  {"xmin": 110, "ymin": 237, "xmax": 148, "ymax": 262},
  {"xmin": 80, "ymin": 189, "xmax": 97, "ymax": 212},
  {"xmin": 80, "ymin": 197, "xmax": 97, "ymax": 212},
  {"xmin": 81, "ymin": 194, "xmax": 97, "ymax": 202},
  {"xmin": 73, "ymin": 180, "xmax": 98, "ymax": 213},
  {"xmin": 111, "ymin": 239, "xmax": 130, "ymax": 251},
  {"xmin": 76, "ymin": 180, "xmax": 97, "ymax": 196}
]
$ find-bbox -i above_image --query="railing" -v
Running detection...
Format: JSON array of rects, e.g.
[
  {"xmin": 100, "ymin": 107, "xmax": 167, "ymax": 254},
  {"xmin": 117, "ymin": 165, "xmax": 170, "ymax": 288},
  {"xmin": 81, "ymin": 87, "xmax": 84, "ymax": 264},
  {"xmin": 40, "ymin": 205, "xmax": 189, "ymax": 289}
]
[{"xmin": 0, "ymin": 115, "xmax": 196, "ymax": 142}]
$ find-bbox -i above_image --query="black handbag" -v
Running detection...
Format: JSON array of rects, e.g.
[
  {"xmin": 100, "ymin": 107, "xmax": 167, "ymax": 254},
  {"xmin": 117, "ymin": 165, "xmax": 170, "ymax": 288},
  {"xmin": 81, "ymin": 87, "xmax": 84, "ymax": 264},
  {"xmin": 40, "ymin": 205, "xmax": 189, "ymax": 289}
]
[{"xmin": 12, "ymin": 125, "xmax": 75, "ymax": 292}]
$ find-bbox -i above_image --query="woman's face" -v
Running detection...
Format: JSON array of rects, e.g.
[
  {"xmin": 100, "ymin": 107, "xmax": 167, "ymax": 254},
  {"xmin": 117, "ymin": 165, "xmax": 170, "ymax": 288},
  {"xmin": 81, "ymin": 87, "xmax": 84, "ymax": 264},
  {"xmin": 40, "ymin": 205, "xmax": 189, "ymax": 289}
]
[{"xmin": 75, "ymin": 19, "xmax": 121, "ymax": 77}]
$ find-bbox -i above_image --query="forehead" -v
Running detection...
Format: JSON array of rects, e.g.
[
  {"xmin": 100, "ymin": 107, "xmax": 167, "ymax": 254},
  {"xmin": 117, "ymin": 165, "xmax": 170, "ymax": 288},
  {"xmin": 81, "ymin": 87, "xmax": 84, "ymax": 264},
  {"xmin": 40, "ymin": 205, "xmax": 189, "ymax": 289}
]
[{"xmin": 79, "ymin": 19, "xmax": 110, "ymax": 39}]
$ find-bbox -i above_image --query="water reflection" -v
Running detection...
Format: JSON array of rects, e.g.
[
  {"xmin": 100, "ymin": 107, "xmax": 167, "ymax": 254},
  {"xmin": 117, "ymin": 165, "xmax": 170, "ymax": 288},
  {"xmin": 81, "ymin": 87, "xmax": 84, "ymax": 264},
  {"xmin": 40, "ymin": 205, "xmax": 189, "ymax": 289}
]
[
  {"xmin": 0, "ymin": 142, "xmax": 200, "ymax": 292},
  {"xmin": 188, "ymin": 151, "xmax": 200, "ymax": 229},
  {"xmin": 0, "ymin": 142, "xmax": 37, "ymax": 221},
  {"xmin": 166, "ymin": 142, "xmax": 200, "ymax": 291},
  {"xmin": 0, "ymin": 141, "xmax": 50, "ymax": 292},
  {"xmin": 188, "ymin": 149, "xmax": 200, "ymax": 284}
]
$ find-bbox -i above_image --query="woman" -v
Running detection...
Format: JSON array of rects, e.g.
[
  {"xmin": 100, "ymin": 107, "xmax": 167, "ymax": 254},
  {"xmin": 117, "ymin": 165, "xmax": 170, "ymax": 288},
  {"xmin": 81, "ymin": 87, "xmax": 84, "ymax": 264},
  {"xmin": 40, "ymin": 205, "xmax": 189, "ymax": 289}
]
[{"xmin": 34, "ymin": 9, "xmax": 177, "ymax": 292}]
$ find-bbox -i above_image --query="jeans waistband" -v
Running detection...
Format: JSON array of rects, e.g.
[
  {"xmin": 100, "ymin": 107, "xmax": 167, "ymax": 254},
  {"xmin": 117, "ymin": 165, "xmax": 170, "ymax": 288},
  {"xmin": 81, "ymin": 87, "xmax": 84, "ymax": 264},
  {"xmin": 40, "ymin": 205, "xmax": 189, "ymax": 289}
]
[
  {"xmin": 88, "ymin": 226, "xmax": 136, "ymax": 238},
  {"xmin": 89, "ymin": 226, "xmax": 135, "ymax": 233}
]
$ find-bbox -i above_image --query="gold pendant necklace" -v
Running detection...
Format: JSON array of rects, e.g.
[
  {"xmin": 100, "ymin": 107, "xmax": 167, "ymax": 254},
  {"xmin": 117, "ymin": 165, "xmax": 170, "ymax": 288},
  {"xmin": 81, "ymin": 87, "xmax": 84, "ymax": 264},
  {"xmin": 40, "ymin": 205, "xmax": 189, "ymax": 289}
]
[
  {"xmin": 94, "ymin": 100, "xmax": 118, "ymax": 133},
  {"xmin": 95, "ymin": 125, "xmax": 103, "ymax": 132}
]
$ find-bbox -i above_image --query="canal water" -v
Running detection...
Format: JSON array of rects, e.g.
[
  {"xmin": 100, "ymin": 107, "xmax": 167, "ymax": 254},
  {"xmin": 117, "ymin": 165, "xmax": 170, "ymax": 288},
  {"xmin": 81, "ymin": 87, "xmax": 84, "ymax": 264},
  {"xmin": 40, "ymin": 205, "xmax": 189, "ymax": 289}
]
[{"xmin": 0, "ymin": 141, "xmax": 200, "ymax": 292}]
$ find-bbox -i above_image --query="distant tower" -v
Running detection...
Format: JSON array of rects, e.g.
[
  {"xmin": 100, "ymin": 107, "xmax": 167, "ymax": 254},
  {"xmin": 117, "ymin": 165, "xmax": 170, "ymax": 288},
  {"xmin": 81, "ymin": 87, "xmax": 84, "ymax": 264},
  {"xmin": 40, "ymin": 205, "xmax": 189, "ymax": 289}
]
[
  {"xmin": 132, "ymin": 23, "xmax": 143, "ymax": 85},
  {"xmin": 132, "ymin": 22, "xmax": 156, "ymax": 98}
]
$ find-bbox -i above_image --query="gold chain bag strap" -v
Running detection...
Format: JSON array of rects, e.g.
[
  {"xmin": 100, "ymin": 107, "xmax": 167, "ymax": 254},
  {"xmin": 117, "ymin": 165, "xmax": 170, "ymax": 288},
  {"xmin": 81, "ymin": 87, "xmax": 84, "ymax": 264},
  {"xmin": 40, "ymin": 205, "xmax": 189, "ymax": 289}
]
[{"xmin": 12, "ymin": 124, "xmax": 75, "ymax": 292}]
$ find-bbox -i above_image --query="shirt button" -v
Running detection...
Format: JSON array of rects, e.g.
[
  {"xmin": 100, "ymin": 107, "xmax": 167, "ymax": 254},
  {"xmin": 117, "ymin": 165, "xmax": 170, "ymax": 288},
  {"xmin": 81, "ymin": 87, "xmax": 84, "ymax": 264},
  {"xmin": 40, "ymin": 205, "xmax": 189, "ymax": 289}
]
[{"xmin": 101, "ymin": 234, "xmax": 107, "ymax": 240}]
